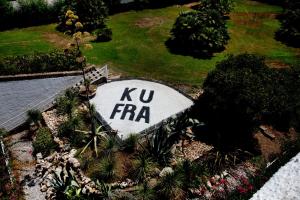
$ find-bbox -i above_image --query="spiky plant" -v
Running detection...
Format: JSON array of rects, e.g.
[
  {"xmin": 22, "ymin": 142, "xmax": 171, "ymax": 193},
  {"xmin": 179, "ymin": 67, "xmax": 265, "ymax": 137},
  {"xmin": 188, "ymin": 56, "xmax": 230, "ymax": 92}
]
[
  {"xmin": 56, "ymin": 89, "xmax": 79, "ymax": 120},
  {"xmin": 122, "ymin": 134, "xmax": 138, "ymax": 153},
  {"xmin": 155, "ymin": 171, "xmax": 184, "ymax": 200},
  {"xmin": 101, "ymin": 136, "xmax": 118, "ymax": 157},
  {"xmin": 96, "ymin": 180, "xmax": 114, "ymax": 200},
  {"xmin": 138, "ymin": 181, "xmax": 155, "ymax": 200},
  {"xmin": 26, "ymin": 109, "xmax": 42, "ymax": 127},
  {"xmin": 98, "ymin": 156, "xmax": 116, "ymax": 182},
  {"xmin": 132, "ymin": 152, "xmax": 154, "ymax": 183}
]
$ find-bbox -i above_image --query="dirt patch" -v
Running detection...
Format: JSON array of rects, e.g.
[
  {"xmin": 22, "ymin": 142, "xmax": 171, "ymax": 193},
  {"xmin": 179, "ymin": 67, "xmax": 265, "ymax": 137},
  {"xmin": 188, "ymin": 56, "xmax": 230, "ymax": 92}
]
[
  {"xmin": 183, "ymin": 2, "xmax": 200, "ymax": 8},
  {"xmin": 254, "ymin": 126, "xmax": 297, "ymax": 161},
  {"xmin": 230, "ymin": 12, "xmax": 277, "ymax": 28},
  {"xmin": 266, "ymin": 60, "xmax": 290, "ymax": 69},
  {"xmin": 42, "ymin": 33, "xmax": 71, "ymax": 49},
  {"xmin": 135, "ymin": 17, "xmax": 165, "ymax": 28}
]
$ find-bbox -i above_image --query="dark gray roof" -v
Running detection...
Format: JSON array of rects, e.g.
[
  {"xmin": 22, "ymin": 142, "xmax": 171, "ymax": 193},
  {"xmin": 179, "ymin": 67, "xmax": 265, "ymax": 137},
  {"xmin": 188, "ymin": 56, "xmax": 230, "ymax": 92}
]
[{"xmin": 0, "ymin": 76, "xmax": 81, "ymax": 131}]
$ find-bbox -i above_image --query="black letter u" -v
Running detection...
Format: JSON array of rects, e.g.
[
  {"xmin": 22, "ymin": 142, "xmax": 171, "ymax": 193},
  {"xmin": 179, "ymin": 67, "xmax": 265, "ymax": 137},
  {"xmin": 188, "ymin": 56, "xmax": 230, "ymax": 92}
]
[{"xmin": 139, "ymin": 89, "xmax": 154, "ymax": 103}]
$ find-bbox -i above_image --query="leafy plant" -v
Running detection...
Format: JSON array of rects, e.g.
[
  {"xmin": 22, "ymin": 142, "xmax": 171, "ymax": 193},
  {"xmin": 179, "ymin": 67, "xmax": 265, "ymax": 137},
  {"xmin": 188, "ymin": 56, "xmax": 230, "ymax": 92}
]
[
  {"xmin": 94, "ymin": 26, "xmax": 112, "ymax": 42},
  {"xmin": 33, "ymin": 127, "xmax": 57, "ymax": 156},
  {"xmin": 57, "ymin": 0, "xmax": 109, "ymax": 32},
  {"xmin": 276, "ymin": 0, "xmax": 300, "ymax": 47},
  {"xmin": 0, "ymin": 50, "xmax": 81, "ymax": 75},
  {"xmin": 169, "ymin": 9, "xmax": 229, "ymax": 57},
  {"xmin": 198, "ymin": 0, "xmax": 234, "ymax": 16}
]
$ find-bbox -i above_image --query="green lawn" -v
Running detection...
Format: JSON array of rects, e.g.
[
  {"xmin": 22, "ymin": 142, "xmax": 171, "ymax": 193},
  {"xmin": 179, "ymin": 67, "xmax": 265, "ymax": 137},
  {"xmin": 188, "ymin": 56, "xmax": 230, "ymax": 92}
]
[
  {"xmin": 0, "ymin": 0, "xmax": 299, "ymax": 85},
  {"xmin": 0, "ymin": 25, "xmax": 55, "ymax": 58}
]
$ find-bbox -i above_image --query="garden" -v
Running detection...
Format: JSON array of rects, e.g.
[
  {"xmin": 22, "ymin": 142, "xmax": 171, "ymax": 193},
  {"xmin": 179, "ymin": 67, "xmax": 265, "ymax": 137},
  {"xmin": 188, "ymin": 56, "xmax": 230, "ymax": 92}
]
[{"xmin": 0, "ymin": 0, "xmax": 300, "ymax": 199}]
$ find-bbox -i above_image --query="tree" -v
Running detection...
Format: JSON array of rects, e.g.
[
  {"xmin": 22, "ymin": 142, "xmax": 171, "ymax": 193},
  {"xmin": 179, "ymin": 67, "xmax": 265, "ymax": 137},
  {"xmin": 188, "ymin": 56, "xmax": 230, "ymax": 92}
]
[
  {"xmin": 276, "ymin": 0, "xmax": 300, "ymax": 47},
  {"xmin": 57, "ymin": 0, "xmax": 109, "ymax": 32},
  {"xmin": 169, "ymin": 9, "xmax": 229, "ymax": 57},
  {"xmin": 193, "ymin": 54, "xmax": 300, "ymax": 150},
  {"xmin": 198, "ymin": 0, "xmax": 234, "ymax": 16}
]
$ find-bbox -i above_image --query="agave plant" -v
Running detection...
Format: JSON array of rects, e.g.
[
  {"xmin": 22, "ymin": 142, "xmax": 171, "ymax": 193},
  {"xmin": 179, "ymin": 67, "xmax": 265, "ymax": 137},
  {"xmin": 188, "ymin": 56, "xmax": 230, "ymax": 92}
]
[
  {"xmin": 77, "ymin": 124, "xmax": 108, "ymax": 157},
  {"xmin": 50, "ymin": 165, "xmax": 79, "ymax": 199}
]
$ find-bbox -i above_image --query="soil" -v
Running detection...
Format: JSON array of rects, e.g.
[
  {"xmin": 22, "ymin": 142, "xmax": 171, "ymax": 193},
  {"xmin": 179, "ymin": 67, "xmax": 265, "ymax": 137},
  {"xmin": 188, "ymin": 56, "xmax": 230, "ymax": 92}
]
[
  {"xmin": 42, "ymin": 32, "xmax": 71, "ymax": 49},
  {"xmin": 254, "ymin": 126, "xmax": 298, "ymax": 162},
  {"xmin": 135, "ymin": 17, "xmax": 165, "ymax": 28}
]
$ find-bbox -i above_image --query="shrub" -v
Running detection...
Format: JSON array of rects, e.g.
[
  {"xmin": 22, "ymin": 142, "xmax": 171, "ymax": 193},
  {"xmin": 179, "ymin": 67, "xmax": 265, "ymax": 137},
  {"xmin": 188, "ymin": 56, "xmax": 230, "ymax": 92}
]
[
  {"xmin": 169, "ymin": 9, "xmax": 229, "ymax": 56},
  {"xmin": 0, "ymin": 50, "xmax": 81, "ymax": 75},
  {"xmin": 57, "ymin": 0, "xmax": 109, "ymax": 33},
  {"xmin": 122, "ymin": 134, "xmax": 138, "ymax": 153},
  {"xmin": 276, "ymin": 0, "xmax": 300, "ymax": 47},
  {"xmin": 33, "ymin": 127, "xmax": 57, "ymax": 156},
  {"xmin": 0, "ymin": 0, "xmax": 65, "ymax": 30},
  {"xmin": 193, "ymin": 54, "xmax": 300, "ymax": 150},
  {"xmin": 198, "ymin": 0, "xmax": 234, "ymax": 16},
  {"xmin": 94, "ymin": 26, "xmax": 112, "ymax": 42}
]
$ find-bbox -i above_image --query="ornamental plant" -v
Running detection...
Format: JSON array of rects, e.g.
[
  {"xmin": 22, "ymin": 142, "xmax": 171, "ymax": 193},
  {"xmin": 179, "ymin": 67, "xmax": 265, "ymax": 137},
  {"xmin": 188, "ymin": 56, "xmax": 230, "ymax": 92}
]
[{"xmin": 170, "ymin": 9, "xmax": 229, "ymax": 56}]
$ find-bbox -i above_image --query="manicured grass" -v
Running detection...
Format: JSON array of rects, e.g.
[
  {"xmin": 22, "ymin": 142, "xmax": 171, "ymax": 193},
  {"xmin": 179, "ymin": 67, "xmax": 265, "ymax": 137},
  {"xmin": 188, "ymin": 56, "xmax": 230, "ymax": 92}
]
[
  {"xmin": 84, "ymin": 0, "xmax": 300, "ymax": 85},
  {"xmin": 0, "ymin": 1, "xmax": 299, "ymax": 85}
]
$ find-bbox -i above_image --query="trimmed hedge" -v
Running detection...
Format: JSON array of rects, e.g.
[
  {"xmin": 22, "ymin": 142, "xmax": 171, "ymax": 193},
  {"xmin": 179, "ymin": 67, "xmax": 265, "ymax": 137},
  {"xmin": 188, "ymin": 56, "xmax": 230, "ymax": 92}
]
[{"xmin": 0, "ymin": 50, "xmax": 82, "ymax": 75}]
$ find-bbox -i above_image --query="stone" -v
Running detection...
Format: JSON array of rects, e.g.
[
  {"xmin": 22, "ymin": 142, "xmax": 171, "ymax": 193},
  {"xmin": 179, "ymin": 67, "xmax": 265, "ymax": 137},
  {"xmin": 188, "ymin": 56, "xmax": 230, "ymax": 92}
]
[
  {"xmin": 41, "ymin": 185, "xmax": 47, "ymax": 192},
  {"xmin": 159, "ymin": 167, "xmax": 174, "ymax": 177}
]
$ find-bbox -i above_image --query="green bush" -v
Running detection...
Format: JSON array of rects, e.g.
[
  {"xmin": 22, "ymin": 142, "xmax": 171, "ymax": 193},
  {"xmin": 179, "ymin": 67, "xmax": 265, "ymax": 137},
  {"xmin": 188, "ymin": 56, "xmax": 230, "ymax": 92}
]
[
  {"xmin": 33, "ymin": 127, "xmax": 57, "ymax": 156},
  {"xmin": 57, "ymin": 0, "xmax": 109, "ymax": 32},
  {"xmin": 193, "ymin": 54, "xmax": 300, "ymax": 150},
  {"xmin": 0, "ymin": 50, "xmax": 81, "ymax": 75},
  {"xmin": 276, "ymin": 0, "xmax": 300, "ymax": 47},
  {"xmin": 169, "ymin": 9, "xmax": 229, "ymax": 56},
  {"xmin": 198, "ymin": 0, "xmax": 234, "ymax": 16},
  {"xmin": 94, "ymin": 26, "xmax": 112, "ymax": 42},
  {"xmin": 0, "ymin": 0, "xmax": 65, "ymax": 30}
]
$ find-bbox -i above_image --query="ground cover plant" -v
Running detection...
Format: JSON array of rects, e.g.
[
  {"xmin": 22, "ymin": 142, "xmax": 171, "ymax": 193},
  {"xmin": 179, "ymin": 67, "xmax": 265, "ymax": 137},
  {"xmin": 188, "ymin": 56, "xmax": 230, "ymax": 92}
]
[
  {"xmin": 0, "ymin": 49, "xmax": 81, "ymax": 75},
  {"xmin": 0, "ymin": 0, "xmax": 299, "ymax": 85}
]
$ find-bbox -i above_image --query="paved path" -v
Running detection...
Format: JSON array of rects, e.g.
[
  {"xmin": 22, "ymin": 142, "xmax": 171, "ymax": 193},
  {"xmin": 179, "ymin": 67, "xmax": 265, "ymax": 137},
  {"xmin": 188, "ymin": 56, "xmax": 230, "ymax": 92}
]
[{"xmin": 4, "ymin": 131, "xmax": 45, "ymax": 200}]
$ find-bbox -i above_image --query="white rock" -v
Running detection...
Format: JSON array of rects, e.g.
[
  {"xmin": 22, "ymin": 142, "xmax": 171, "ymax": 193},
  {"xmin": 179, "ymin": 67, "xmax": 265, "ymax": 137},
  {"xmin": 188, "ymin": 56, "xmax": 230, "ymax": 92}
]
[{"xmin": 159, "ymin": 167, "xmax": 174, "ymax": 177}]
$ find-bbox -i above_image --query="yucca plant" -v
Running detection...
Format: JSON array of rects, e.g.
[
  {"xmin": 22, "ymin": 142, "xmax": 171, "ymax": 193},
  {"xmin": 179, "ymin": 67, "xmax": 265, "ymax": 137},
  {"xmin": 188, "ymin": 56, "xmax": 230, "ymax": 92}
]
[
  {"xmin": 101, "ymin": 136, "xmax": 118, "ymax": 157},
  {"xmin": 122, "ymin": 133, "xmax": 138, "ymax": 153}
]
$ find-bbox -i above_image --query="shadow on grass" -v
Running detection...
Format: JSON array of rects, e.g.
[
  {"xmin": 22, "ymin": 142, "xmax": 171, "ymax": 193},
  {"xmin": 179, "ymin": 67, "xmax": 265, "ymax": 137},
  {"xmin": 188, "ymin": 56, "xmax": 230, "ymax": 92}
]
[{"xmin": 165, "ymin": 38, "xmax": 226, "ymax": 59}]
